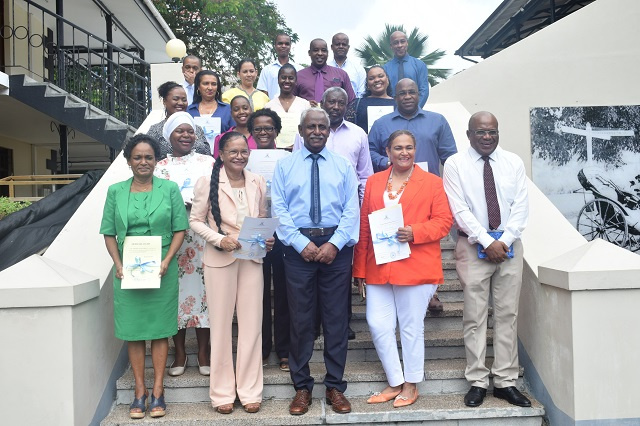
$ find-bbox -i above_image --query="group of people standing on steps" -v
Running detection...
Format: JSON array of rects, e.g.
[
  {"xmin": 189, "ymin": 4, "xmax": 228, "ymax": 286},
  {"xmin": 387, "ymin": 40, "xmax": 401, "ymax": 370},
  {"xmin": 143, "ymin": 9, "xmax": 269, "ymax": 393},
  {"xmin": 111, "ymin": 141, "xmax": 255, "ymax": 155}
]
[{"xmin": 99, "ymin": 29, "xmax": 531, "ymax": 420}]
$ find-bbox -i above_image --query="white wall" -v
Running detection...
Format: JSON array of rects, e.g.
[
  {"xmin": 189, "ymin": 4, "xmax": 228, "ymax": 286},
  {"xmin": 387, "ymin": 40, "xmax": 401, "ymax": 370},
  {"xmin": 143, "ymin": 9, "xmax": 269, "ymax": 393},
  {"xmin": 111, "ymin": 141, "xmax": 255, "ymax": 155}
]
[
  {"xmin": 429, "ymin": 0, "xmax": 640, "ymax": 176},
  {"xmin": 429, "ymin": 0, "xmax": 640, "ymax": 423}
]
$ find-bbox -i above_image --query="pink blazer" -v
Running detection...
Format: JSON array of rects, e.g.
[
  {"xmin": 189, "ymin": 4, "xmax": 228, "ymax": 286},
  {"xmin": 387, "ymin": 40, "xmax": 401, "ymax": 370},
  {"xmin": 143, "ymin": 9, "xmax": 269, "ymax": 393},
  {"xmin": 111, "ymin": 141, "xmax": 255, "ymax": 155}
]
[{"xmin": 189, "ymin": 167, "xmax": 267, "ymax": 267}]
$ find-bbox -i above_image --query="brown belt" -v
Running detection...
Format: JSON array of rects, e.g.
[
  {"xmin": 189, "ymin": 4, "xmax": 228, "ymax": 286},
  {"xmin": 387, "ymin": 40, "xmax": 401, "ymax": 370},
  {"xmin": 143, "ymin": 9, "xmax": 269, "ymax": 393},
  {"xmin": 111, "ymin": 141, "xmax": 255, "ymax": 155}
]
[{"xmin": 299, "ymin": 226, "xmax": 338, "ymax": 237}]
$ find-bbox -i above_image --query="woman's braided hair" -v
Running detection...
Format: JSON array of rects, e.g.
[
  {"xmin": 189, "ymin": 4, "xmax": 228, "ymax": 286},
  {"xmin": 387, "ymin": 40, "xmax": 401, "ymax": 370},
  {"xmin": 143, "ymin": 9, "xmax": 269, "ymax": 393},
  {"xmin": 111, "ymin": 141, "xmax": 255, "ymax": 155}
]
[{"xmin": 208, "ymin": 131, "xmax": 248, "ymax": 248}]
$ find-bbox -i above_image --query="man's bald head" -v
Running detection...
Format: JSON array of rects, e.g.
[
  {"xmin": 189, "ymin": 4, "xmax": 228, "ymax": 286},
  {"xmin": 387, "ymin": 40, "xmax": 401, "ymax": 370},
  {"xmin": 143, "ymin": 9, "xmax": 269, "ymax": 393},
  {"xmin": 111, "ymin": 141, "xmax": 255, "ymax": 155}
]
[
  {"xmin": 468, "ymin": 111, "xmax": 498, "ymax": 130},
  {"xmin": 467, "ymin": 111, "xmax": 500, "ymax": 156},
  {"xmin": 395, "ymin": 79, "xmax": 419, "ymax": 117},
  {"xmin": 390, "ymin": 31, "xmax": 408, "ymax": 58}
]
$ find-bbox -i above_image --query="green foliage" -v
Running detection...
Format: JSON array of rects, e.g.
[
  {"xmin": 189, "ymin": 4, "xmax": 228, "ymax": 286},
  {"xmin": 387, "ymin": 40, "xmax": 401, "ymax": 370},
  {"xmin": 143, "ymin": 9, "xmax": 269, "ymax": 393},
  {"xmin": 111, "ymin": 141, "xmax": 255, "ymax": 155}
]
[
  {"xmin": 154, "ymin": 0, "xmax": 298, "ymax": 85},
  {"xmin": 355, "ymin": 24, "xmax": 450, "ymax": 86},
  {"xmin": 0, "ymin": 198, "xmax": 31, "ymax": 220},
  {"xmin": 530, "ymin": 106, "xmax": 640, "ymax": 167}
]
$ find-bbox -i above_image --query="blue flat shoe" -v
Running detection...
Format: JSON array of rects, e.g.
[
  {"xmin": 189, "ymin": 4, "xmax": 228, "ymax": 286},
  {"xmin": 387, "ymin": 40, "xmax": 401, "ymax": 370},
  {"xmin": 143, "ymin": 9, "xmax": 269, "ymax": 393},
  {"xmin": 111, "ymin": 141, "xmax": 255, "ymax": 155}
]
[
  {"xmin": 129, "ymin": 392, "xmax": 148, "ymax": 419},
  {"xmin": 149, "ymin": 393, "xmax": 166, "ymax": 418}
]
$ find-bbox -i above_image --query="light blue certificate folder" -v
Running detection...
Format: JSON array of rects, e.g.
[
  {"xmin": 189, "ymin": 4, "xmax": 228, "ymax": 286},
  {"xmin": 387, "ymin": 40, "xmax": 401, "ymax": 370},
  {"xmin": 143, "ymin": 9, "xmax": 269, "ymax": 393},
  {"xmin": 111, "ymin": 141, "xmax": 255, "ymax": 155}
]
[{"xmin": 477, "ymin": 231, "xmax": 514, "ymax": 259}]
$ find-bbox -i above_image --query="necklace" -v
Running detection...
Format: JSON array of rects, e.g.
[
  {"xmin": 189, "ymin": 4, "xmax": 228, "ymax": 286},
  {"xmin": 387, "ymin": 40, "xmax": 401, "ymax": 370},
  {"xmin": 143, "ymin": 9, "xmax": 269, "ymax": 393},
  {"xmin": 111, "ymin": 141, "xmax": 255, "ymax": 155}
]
[{"xmin": 386, "ymin": 167, "xmax": 412, "ymax": 200}]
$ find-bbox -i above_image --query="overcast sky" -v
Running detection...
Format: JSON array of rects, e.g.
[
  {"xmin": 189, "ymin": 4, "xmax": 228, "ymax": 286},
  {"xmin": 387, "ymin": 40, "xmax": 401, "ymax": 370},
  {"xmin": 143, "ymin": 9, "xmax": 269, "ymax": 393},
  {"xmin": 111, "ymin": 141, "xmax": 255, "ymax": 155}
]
[{"xmin": 270, "ymin": 0, "xmax": 503, "ymax": 74}]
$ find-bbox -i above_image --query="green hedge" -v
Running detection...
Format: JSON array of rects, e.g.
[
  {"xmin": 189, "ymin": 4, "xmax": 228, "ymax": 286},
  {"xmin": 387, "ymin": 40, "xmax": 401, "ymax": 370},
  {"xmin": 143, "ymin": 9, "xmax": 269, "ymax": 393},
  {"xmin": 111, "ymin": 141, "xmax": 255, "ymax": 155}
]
[{"xmin": 0, "ymin": 198, "xmax": 31, "ymax": 220}]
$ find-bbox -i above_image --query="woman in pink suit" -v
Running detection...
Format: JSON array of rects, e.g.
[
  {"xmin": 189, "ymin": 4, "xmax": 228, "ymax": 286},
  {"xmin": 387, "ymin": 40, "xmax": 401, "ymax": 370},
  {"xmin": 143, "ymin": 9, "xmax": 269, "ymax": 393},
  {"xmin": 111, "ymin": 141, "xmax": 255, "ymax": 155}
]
[{"xmin": 189, "ymin": 131, "xmax": 274, "ymax": 414}]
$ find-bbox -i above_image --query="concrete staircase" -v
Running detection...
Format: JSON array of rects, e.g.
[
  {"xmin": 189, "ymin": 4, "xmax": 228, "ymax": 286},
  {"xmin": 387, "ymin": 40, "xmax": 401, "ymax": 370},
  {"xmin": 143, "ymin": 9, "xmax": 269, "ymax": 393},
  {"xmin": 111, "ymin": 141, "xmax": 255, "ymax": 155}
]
[
  {"xmin": 101, "ymin": 239, "xmax": 545, "ymax": 425},
  {"xmin": 8, "ymin": 75, "xmax": 136, "ymax": 151}
]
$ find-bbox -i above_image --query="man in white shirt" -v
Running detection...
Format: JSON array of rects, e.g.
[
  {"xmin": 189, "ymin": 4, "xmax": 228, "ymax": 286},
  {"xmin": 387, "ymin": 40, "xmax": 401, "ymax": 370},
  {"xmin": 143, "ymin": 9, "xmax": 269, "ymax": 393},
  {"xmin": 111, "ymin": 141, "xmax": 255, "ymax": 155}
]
[
  {"xmin": 181, "ymin": 55, "xmax": 201, "ymax": 105},
  {"xmin": 329, "ymin": 33, "xmax": 366, "ymax": 98},
  {"xmin": 257, "ymin": 33, "xmax": 302, "ymax": 98},
  {"xmin": 443, "ymin": 111, "xmax": 531, "ymax": 409}
]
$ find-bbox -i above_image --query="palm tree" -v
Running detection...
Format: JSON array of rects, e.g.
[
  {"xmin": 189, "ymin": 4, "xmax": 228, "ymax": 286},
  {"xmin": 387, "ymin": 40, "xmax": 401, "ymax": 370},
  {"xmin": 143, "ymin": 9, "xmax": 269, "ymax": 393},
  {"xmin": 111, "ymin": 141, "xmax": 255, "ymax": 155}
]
[{"xmin": 355, "ymin": 24, "xmax": 450, "ymax": 86}]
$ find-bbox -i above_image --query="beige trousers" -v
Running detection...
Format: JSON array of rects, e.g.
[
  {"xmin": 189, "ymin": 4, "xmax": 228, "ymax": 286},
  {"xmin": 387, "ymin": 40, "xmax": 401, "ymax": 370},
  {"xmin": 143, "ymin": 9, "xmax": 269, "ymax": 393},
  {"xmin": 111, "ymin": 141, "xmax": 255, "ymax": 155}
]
[
  {"xmin": 455, "ymin": 237, "xmax": 523, "ymax": 389},
  {"xmin": 204, "ymin": 259, "xmax": 263, "ymax": 407}
]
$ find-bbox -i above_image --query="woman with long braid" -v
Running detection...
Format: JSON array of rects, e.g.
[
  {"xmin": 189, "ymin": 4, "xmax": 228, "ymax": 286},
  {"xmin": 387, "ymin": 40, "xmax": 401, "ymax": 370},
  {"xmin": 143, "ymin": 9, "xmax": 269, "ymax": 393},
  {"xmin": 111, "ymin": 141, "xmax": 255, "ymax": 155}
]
[{"xmin": 189, "ymin": 131, "xmax": 274, "ymax": 415}]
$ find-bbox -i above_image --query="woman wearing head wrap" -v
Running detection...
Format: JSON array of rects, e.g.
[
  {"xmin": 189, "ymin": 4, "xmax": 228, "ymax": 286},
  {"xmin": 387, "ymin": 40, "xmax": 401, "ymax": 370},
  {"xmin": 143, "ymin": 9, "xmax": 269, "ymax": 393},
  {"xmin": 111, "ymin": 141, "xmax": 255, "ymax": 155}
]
[
  {"xmin": 154, "ymin": 111, "xmax": 214, "ymax": 378},
  {"xmin": 147, "ymin": 81, "xmax": 212, "ymax": 159}
]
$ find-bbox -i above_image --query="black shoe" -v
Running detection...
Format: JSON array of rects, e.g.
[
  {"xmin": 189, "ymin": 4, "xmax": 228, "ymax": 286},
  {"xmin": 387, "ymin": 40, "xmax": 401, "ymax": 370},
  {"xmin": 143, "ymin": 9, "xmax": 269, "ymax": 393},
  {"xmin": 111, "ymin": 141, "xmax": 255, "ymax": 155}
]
[
  {"xmin": 493, "ymin": 386, "xmax": 531, "ymax": 407},
  {"xmin": 347, "ymin": 326, "xmax": 356, "ymax": 340},
  {"xmin": 464, "ymin": 386, "xmax": 487, "ymax": 407}
]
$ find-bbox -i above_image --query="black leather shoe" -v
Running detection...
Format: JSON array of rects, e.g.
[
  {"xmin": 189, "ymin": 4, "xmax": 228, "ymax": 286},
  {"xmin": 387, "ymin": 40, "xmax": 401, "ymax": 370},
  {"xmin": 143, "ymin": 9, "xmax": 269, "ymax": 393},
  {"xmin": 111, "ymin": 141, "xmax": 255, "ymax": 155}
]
[
  {"xmin": 493, "ymin": 386, "xmax": 531, "ymax": 407},
  {"xmin": 464, "ymin": 386, "xmax": 487, "ymax": 407},
  {"xmin": 347, "ymin": 326, "xmax": 356, "ymax": 340}
]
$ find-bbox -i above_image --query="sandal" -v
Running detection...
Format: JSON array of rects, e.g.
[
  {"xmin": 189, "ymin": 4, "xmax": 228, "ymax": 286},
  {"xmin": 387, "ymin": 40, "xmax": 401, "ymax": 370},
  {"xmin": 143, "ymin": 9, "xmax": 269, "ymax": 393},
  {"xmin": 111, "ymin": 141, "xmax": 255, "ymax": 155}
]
[
  {"xmin": 149, "ymin": 393, "xmax": 166, "ymax": 418},
  {"xmin": 216, "ymin": 403, "xmax": 234, "ymax": 414},
  {"xmin": 279, "ymin": 358, "xmax": 290, "ymax": 372},
  {"xmin": 129, "ymin": 391, "xmax": 148, "ymax": 419},
  {"xmin": 244, "ymin": 402, "xmax": 261, "ymax": 413}
]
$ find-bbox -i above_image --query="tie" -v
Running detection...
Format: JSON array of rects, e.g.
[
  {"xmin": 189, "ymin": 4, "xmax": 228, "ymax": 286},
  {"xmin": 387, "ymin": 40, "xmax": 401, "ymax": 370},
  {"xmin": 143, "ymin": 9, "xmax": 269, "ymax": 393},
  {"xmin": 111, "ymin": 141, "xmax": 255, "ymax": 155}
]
[
  {"xmin": 314, "ymin": 69, "xmax": 324, "ymax": 103},
  {"xmin": 482, "ymin": 156, "xmax": 501, "ymax": 230},
  {"xmin": 397, "ymin": 59, "xmax": 405, "ymax": 80},
  {"xmin": 309, "ymin": 153, "xmax": 321, "ymax": 225}
]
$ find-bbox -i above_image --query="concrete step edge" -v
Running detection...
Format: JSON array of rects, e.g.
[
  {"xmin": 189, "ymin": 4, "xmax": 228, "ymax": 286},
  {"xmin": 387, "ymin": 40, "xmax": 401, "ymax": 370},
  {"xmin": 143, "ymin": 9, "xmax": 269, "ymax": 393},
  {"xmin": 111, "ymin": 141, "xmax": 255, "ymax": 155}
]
[{"xmin": 102, "ymin": 394, "xmax": 543, "ymax": 425}]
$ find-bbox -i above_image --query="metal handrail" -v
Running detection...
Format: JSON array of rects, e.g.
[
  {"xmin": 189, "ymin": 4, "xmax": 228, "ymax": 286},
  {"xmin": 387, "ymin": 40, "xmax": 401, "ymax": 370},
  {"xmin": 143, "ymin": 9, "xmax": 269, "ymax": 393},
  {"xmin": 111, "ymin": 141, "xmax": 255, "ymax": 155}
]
[{"xmin": 2, "ymin": 0, "xmax": 151, "ymax": 128}]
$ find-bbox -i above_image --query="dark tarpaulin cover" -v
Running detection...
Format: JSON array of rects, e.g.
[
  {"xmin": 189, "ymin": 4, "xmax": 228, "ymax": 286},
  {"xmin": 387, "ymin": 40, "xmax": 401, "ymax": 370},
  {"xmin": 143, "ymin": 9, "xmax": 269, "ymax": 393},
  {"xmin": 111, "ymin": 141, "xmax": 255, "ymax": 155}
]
[{"xmin": 0, "ymin": 170, "xmax": 105, "ymax": 272}]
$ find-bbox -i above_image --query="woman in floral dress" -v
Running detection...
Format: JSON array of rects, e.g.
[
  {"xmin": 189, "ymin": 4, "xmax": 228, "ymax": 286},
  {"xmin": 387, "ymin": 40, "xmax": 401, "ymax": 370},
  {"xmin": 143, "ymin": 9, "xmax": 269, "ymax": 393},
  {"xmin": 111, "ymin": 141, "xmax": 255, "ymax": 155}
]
[{"xmin": 154, "ymin": 111, "xmax": 214, "ymax": 376}]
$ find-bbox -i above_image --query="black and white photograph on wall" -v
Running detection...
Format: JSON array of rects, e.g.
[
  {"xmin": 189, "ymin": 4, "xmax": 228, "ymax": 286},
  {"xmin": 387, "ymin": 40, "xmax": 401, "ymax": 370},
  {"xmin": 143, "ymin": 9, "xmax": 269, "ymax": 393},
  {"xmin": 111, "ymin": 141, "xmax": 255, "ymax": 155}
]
[{"xmin": 530, "ymin": 105, "xmax": 640, "ymax": 253}]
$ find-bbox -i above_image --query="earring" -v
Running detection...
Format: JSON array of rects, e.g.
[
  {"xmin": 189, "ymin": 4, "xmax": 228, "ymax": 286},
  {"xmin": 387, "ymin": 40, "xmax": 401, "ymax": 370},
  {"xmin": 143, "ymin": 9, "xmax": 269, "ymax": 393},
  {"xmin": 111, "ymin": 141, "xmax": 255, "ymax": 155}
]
[{"xmin": 196, "ymin": 89, "xmax": 201, "ymax": 96}]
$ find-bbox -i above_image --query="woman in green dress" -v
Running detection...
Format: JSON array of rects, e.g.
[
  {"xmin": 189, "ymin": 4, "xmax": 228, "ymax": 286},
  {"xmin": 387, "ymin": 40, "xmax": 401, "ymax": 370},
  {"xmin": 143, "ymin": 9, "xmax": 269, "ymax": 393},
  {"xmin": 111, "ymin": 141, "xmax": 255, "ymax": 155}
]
[{"xmin": 100, "ymin": 134, "xmax": 188, "ymax": 419}]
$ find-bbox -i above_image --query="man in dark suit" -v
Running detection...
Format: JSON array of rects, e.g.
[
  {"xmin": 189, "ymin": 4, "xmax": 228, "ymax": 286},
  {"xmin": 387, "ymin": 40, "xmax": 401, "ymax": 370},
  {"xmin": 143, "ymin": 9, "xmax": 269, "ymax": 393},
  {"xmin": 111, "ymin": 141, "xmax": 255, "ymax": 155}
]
[{"xmin": 271, "ymin": 108, "xmax": 360, "ymax": 415}]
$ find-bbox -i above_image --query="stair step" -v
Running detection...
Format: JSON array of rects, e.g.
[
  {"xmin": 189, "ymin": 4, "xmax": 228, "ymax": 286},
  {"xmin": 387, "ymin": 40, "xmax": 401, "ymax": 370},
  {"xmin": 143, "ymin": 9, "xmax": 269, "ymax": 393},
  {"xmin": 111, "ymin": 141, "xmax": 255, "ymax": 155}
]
[
  {"xmin": 118, "ymin": 358, "xmax": 522, "ymax": 404},
  {"xmin": 146, "ymin": 329, "xmax": 494, "ymax": 367},
  {"xmin": 9, "ymin": 73, "xmax": 134, "ymax": 150},
  {"xmin": 102, "ymin": 393, "xmax": 543, "ymax": 425}
]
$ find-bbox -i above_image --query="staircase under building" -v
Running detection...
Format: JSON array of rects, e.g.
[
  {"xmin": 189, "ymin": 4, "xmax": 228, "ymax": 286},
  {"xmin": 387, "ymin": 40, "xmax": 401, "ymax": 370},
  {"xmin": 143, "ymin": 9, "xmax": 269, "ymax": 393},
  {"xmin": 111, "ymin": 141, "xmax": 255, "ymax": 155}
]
[{"xmin": 8, "ymin": 75, "xmax": 136, "ymax": 152}]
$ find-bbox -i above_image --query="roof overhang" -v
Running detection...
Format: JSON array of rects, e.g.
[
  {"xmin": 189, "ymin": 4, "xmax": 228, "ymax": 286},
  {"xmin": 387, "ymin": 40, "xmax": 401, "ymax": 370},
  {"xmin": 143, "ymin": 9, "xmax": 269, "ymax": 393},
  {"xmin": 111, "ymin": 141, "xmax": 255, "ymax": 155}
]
[{"xmin": 455, "ymin": 0, "xmax": 596, "ymax": 59}]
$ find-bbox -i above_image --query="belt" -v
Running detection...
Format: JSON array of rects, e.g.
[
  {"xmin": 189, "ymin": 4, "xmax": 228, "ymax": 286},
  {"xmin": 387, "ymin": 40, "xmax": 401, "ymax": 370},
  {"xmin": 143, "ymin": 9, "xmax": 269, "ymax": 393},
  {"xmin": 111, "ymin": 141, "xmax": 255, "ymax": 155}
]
[
  {"xmin": 299, "ymin": 226, "xmax": 338, "ymax": 237},
  {"xmin": 458, "ymin": 230, "xmax": 468, "ymax": 238}
]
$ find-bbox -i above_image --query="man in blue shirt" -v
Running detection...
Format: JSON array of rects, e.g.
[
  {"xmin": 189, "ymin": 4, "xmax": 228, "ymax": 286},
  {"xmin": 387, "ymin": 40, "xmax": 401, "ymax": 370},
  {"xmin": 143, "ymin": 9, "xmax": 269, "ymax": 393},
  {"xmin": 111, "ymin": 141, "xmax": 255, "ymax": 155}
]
[
  {"xmin": 368, "ymin": 79, "xmax": 456, "ymax": 313},
  {"xmin": 384, "ymin": 31, "xmax": 430, "ymax": 108},
  {"xmin": 272, "ymin": 108, "xmax": 360, "ymax": 416},
  {"xmin": 369, "ymin": 79, "xmax": 457, "ymax": 175}
]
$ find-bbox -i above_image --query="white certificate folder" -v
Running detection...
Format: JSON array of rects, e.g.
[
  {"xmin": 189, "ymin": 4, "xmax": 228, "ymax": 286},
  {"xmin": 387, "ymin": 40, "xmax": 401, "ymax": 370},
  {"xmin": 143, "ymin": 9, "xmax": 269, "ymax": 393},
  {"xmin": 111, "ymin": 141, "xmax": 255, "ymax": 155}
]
[
  {"xmin": 121, "ymin": 236, "xmax": 162, "ymax": 289},
  {"xmin": 233, "ymin": 217, "xmax": 280, "ymax": 260},
  {"xmin": 368, "ymin": 204, "xmax": 411, "ymax": 265}
]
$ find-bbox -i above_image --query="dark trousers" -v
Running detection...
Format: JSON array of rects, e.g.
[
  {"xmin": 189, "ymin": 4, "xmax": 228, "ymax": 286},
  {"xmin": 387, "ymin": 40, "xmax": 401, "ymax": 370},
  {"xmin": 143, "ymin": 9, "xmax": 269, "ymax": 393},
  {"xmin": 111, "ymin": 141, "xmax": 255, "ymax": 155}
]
[
  {"xmin": 262, "ymin": 236, "xmax": 290, "ymax": 359},
  {"xmin": 283, "ymin": 235, "xmax": 353, "ymax": 393}
]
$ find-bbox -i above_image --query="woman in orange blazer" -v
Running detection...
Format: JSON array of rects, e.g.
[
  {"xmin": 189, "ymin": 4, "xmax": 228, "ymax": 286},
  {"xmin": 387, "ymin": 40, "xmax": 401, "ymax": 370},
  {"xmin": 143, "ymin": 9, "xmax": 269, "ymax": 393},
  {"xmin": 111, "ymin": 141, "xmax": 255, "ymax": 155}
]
[
  {"xmin": 353, "ymin": 130, "xmax": 452, "ymax": 408},
  {"xmin": 190, "ymin": 131, "xmax": 274, "ymax": 415}
]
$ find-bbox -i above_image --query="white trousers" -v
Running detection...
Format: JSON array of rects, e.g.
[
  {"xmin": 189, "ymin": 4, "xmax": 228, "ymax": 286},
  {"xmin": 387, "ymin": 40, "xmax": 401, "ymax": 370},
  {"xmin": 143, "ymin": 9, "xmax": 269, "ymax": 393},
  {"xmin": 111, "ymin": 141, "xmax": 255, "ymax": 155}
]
[{"xmin": 366, "ymin": 283, "xmax": 437, "ymax": 387}]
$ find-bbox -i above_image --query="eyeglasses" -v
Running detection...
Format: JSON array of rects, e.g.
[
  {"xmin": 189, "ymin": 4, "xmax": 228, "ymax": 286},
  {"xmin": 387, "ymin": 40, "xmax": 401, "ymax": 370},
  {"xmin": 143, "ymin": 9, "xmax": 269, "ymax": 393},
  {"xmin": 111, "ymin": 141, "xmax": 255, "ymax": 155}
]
[
  {"xmin": 473, "ymin": 130, "xmax": 499, "ymax": 137},
  {"xmin": 396, "ymin": 90, "xmax": 418, "ymax": 97},
  {"xmin": 253, "ymin": 126, "xmax": 275, "ymax": 133},
  {"xmin": 223, "ymin": 149, "xmax": 250, "ymax": 157}
]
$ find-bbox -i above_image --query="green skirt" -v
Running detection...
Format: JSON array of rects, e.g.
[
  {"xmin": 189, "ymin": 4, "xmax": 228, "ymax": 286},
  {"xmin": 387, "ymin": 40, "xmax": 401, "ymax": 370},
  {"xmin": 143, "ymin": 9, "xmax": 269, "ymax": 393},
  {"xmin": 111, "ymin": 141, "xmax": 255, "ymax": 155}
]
[{"xmin": 113, "ymin": 245, "xmax": 178, "ymax": 341}]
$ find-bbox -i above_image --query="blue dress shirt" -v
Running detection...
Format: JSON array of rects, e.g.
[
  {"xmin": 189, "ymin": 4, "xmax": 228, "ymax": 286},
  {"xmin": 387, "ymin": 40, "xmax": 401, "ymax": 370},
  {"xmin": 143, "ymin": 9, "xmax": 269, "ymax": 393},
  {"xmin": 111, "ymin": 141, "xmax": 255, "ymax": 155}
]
[
  {"xmin": 271, "ymin": 145, "xmax": 360, "ymax": 253},
  {"xmin": 384, "ymin": 55, "xmax": 430, "ymax": 108},
  {"xmin": 292, "ymin": 120, "xmax": 374, "ymax": 202},
  {"xmin": 368, "ymin": 109, "xmax": 457, "ymax": 175},
  {"xmin": 186, "ymin": 101, "xmax": 235, "ymax": 133}
]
